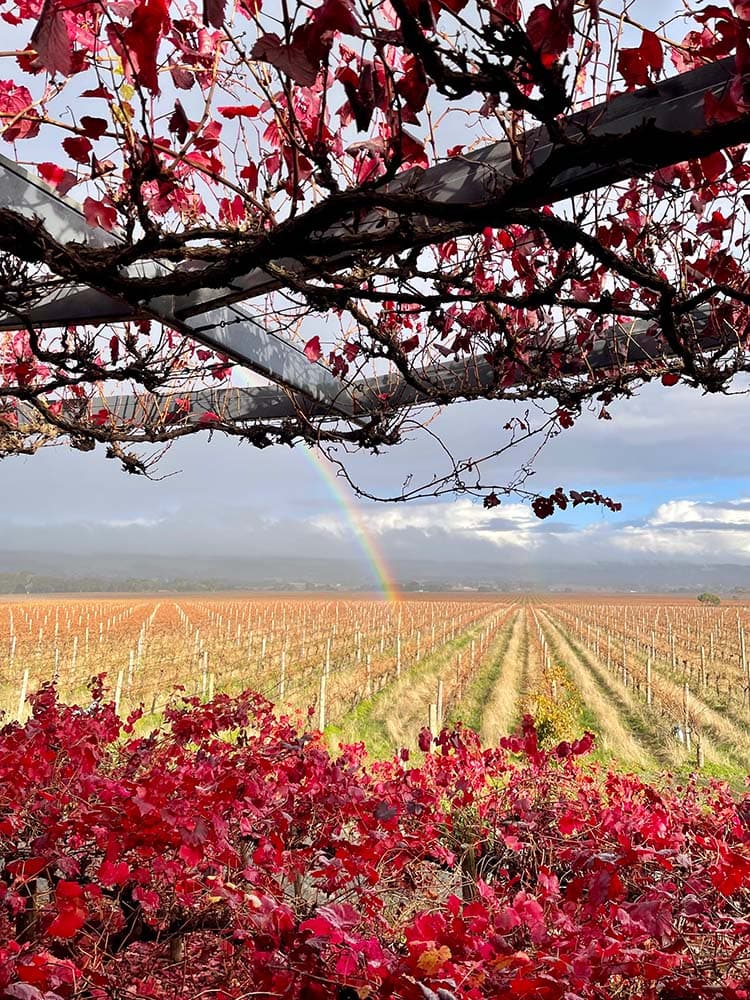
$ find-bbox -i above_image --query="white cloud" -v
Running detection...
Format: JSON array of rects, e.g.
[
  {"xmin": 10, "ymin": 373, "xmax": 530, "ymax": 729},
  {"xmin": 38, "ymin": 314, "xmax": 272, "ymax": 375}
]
[
  {"xmin": 310, "ymin": 494, "xmax": 750, "ymax": 568},
  {"xmin": 650, "ymin": 499, "xmax": 750, "ymax": 527},
  {"xmin": 313, "ymin": 498, "xmax": 571, "ymax": 553},
  {"xmin": 358, "ymin": 498, "xmax": 535, "ymax": 534},
  {"xmin": 100, "ymin": 516, "xmax": 164, "ymax": 529}
]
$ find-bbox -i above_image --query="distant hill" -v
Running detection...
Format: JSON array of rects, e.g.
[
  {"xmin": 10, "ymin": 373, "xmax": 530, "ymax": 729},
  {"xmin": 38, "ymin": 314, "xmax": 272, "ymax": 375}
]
[{"xmin": 0, "ymin": 548, "xmax": 748, "ymax": 594}]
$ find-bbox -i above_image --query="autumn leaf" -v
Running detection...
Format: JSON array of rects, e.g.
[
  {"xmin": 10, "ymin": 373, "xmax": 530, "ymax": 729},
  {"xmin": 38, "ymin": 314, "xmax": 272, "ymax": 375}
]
[
  {"xmin": 304, "ymin": 336, "xmax": 322, "ymax": 362},
  {"xmin": 617, "ymin": 29, "xmax": 663, "ymax": 88},
  {"xmin": 30, "ymin": 0, "xmax": 73, "ymax": 77},
  {"xmin": 0, "ymin": 81, "xmax": 40, "ymax": 141},
  {"xmin": 79, "ymin": 116, "xmax": 108, "ymax": 139},
  {"xmin": 218, "ymin": 105, "xmax": 260, "ymax": 119},
  {"xmin": 37, "ymin": 162, "xmax": 77, "ymax": 195},
  {"xmin": 46, "ymin": 881, "xmax": 87, "ymax": 938},
  {"xmin": 62, "ymin": 135, "xmax": 91, "ymax": 164},
  {"xmin": 416, "ymin": 945, "xmax": 451, "ymax": 975},
  {"xmin": 525, "ymin": 2, "xmax": 574, "ymax": 65},
  {"xmin": 199, "ymin": 410, "xmax": 222, "ymax": 425},
  {"xmin": 116, "ymin": 0, "xmax": 171, "ymax": 95},
  {"xmin": 203, "ymin": 0, "xmax": 227, "ymax": 28},
  {"xmin": 83, "ymin": 196, "xmax": 117, "ymax": 232},
  {"xmin": 251, "ymin": 33, "xmax": 319, "ymax": 87}
]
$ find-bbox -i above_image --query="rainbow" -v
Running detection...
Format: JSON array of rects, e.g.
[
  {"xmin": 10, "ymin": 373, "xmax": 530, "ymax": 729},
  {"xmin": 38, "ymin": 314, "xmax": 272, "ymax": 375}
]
[
  {"xmin": 300, "ymin": 445, "xmax": 402, "ymax": 603},
  {"xmin": 229, "ymin": 367, "xmax": 400, "ymax": 601}
]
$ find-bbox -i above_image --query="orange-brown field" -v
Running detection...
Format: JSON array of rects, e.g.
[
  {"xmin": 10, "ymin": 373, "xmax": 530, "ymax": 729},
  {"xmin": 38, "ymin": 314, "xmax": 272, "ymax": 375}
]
[
  {"xmin": 0, "ymin": 594, "xmax": 509, "ymax": 729},
  {"xmin": 2, "ymin": 594, "xmax": 749, "ymax": 775}
]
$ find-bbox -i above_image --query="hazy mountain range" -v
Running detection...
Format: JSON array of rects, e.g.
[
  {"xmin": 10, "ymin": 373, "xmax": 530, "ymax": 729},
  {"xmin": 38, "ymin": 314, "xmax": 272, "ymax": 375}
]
[{"xmin": 0, "ymin": 548, "xmax": 748, "ymax": 595}]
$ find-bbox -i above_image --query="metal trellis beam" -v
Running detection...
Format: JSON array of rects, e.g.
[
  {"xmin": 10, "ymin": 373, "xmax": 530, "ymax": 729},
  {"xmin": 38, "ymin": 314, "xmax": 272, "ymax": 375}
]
[
  {"xmin": 0, "ymin": 153, "xmax": 357, "ymax": 417},
  {"xmin": 96, "ymin": 306, "xmax": 729, "ymax": 425},
  {"xmin": 165, "ymin": 56, "xmax": 742, "ymax": 317},
  {"xmin": 0, "ymin": 57, "xmax": 746, "ymax": 423}
]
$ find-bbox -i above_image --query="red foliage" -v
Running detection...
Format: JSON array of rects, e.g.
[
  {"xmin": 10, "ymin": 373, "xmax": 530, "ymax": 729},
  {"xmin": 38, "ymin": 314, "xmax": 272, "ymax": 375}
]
[
  {"xmin": 617, "ymin": 29, "xmax": 664, "ymax": 88},
  {"xmin": 0, "ymin": 688, "xmax": 749, "ymax": 999},
  {"xmin": 3, "ymin": 0, "xmax": 750, "ymax": 500}
]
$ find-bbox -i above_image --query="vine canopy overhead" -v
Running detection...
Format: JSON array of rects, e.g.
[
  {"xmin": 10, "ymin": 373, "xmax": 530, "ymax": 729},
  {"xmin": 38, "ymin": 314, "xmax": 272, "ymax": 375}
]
[{"xmin": 1, "ymin": 0, "xmax": 750, "ymax": 507}]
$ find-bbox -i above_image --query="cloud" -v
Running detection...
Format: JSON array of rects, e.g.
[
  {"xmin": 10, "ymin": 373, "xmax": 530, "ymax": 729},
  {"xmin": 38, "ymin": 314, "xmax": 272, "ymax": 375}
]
[
  {"xmin": 2, "ymin": 372, "xmax": 750, "ymax": 587},
  {"xmin": 313, "ymin": 499, "xmax": 545, "ymax": 551},
  {"xmin": 101, "ymin": 517, "xmax": 165, "ymax": 529},
  {"xmin": 610, "ymin": 498, "xmax": 750, "ymax": 562},
  {"xmin": 309, "ymin": 494, "xmax": 750, "ymax": 569},
  {"xmin": 649, "ymin": 499, "xmax": 750, "ymax": 527}
]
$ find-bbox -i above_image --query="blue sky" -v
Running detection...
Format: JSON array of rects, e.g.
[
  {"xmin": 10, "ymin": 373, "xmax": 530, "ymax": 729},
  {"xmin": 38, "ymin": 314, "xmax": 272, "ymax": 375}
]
[{"xmin": 2, "ymin": 377, "xmax": 750, "ymax": 584}]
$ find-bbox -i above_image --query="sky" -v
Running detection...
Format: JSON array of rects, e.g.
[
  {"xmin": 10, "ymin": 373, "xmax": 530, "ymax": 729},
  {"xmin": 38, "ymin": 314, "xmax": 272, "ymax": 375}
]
[
  {"xmin": 1, "ymin": 0, "xmax": 748, "ymax": 591},
  {"xmin": 3, "ymin": 376, "xmax": 750, "ymax": 590}
]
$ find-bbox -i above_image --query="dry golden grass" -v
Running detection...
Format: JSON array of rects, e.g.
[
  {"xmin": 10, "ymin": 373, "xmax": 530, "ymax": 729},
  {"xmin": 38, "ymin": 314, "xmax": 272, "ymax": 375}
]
[
  {"xmin": 541, "ymin": 609, "xmax": 750, "ymax": 773},
  {"xmin": 363, "ymin": 608, "xmax": 512, "ymax": 751},
  {"xmin": 537, "ymin": 613, "xmax": 655, "ymax": 770},
  {"xmin": 480, "ymin": 608, "xmax": 526, "ymax": 745}
]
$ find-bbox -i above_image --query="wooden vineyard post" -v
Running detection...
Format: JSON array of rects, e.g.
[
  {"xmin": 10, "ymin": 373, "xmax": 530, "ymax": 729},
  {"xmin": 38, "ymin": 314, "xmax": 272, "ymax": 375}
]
[
  {"xmin": 436, "ymin": 678, "xmax": 444, "ymax": 727},
  {"xmin": 741, "ymin": 628, "xmax": 750, "ymax": 706},
  {"xmin": 325, "ymin": 638, "xmax": 331, "ymax": 677},
  {"xmin": 201, "ymin": 650, "xmax": 208, "ymax": 698},
  {"xmin": 279, "ymin": 650, "xmax": 286, "ymax": 700},
  {"xmin": 208, "ymin": 673, "xmax": 215, "ymax": 702},
  {"xmin": 396, "ymin": 634, "xmax": 401, "ymax": 678},
  {"xmin": 16, "ymin": 668, "xmax": 28, "ymax": 722},
  {"xmin": 318, "ymin": 672, "xmax": 327, "ymax": 731},
  {"xmin": 428, "ymin": 702, "xmax": 438, "ymax": 734},
  {"xmin": 683, "ymin": 682, "xmax": 692, "ymax": 753},
  {"xmin": 646, "ymin": 657, "xmax": 653, "ymax": 706},
  {"xmin": 114, "ymin": 669, "xmax": 123, "ymax": 716},
  {"xmin": 365, "ymin": 654, "xmax": 372, "ymax": 696},
  {"xmin": 700, "ymin": 645, "xmax": 706, "ymax": 691},
  {"xmin": 606, "ymin": 635, "xmax": 611, "ymax": 671}
]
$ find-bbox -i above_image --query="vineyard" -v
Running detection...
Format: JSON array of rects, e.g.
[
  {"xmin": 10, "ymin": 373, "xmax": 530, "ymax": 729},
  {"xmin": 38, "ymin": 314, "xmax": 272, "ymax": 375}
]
[
  {"xmin": 2, "ymin": 593, "xmax": 750, "ymax": 1000},
  {"xmin": 2, "ymin": 594, "xmax": 750, "ymax": 776}
]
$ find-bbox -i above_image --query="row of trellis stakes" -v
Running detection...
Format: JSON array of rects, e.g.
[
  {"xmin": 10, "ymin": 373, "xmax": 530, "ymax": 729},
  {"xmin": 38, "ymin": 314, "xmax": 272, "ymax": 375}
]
[
  {"xmin": 5, "ymin": 599, "xmax": 750, "ymax": 762},
  {"xmin": 4, "ymin": 600, "xmax": 506, "ymax": 735}
]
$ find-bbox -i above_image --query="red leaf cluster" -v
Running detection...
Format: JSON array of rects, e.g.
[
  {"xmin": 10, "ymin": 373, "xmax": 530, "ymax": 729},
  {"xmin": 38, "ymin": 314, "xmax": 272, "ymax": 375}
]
[
  {"xmin": 0, "ymin": 687, "xmax": 749, "ymax": 999},
  {"xmin": 532, "ymin": 486, "xmax": 622, "ymax": 519},
  {"xmin": 618, "ymin": 29, "xmax": 664, "ymax": 88}
]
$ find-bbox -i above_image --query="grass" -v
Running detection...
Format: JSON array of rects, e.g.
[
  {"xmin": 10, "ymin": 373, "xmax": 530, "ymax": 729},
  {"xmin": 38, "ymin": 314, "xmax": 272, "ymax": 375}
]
[
  {"xmin": 537, "ymin": 612, "xmax": 657, "ymax": 772},
  {"xmin": 541, "ymin": 611, "xmax": 750, "ymax": 785},
  {"xmin": 327, "ymin": 608, "xmax": 514, "ymax": 756},
  {"xmin": 478, "ymin": 609, "xmax": 527, "ymax": 744},
  {"xmin": 446, "ymin": 610, "xmax": 520, "ymax": 733}
]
